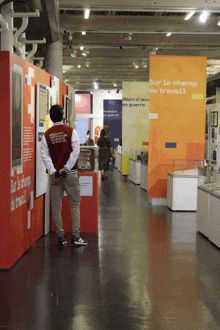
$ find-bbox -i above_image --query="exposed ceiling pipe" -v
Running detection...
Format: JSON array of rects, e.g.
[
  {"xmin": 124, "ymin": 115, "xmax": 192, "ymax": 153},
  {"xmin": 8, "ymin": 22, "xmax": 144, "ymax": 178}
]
[{"xmin": 59, "ymin": 6, "xmax": 220, "ymax": 13}]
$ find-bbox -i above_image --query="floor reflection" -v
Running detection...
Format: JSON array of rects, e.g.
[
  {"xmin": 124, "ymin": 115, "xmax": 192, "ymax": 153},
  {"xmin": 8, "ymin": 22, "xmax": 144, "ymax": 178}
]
[{"xmin": 1, "ymin": 168, "xmax": 220, "ymax": 329}]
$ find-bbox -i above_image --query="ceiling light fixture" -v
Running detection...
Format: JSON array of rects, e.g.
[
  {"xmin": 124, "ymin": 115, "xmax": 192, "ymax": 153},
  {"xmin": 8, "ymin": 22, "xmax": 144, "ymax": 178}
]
[
  {"xmin": 184, "ymin": 11, "xmax": 195, "ymax": 20},
  {"xmin": 218, "ymin": 17, "xmax": 220, "ymax": 26},
  {"xmin": 127, "ymin": 33, "xmax": 133, "ymax": 41},
  {"xmin": 113, "ymin": 83, "xmax": 117, "ymax": 87},
  {"xmin": 71, "ymin": 53, "xmax": 76, "ymax": 58},
  {"xmin": 82, "ymin": 52, "xmax": 87, "ymax": 57},
  {"xmin": 94, "ymin": 82, "xmax": 98, "ymax": 89},
  {"xmin": 82, "ymin": 31, "xmax": 86, "ymax": 35},
  {"xmin": 77, "ymin": 65, "xmax": 81, "ymax": 68},
  {"xmin": 199, "ymin": 11, "xmax": 209, "ymax": 23},
  {"xmin": 166, "ymin": 32, "xmax": 172, "ymax": 37},
  {"xmin": 80, "ymin": 46, "xmax": 84, "ymax": 50},
  {"xmin": 84, "ymin": 9, "xmax": 90, "ymax": 19}
]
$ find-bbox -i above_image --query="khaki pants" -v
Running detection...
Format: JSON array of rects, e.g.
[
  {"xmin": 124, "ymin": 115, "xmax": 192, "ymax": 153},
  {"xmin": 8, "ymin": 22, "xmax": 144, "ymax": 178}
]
[{"xmin": 49, "ymin": 173, "xmax": 81, "ymax": 237}]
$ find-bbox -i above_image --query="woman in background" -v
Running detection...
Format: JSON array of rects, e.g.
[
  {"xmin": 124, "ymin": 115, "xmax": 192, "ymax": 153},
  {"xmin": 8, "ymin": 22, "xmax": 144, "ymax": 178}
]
[{"xmin": 97, "ymin": 128, "xmax": 113, "ymax": 180}]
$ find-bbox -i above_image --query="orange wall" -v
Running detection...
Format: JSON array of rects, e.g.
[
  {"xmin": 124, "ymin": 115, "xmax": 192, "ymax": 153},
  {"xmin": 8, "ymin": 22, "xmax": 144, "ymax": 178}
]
[
  {"xmin": 0, "ymin": 52, "xmax": 68, "ymax": 269},
  {"xmin": 148, "ymin": 55, "xmax": 207, "ymax": 198}
]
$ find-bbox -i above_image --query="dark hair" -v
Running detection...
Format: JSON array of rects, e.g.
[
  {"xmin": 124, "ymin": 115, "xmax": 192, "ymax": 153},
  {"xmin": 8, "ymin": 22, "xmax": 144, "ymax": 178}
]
[
  {"xmin": 50, "ymin": 104, "xmax": 64, "ymax": 123},
  {"xmin": 87, "ymin": 130, "xmax": 90, "ymax": 135},
  {"xmin": 87, "ymin": 138, "xmax": 94, "ymax": 146},
  {"xmin": 100, "ymin": 128, "xmax": 108, "ymax": 137}
]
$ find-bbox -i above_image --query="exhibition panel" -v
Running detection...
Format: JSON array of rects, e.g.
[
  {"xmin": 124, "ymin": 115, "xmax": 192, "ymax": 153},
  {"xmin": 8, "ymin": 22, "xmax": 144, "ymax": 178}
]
[
  {"xmin": 0, "ymin": 51, "xmax": 71, "ymax": 269},
  {"xmin": 122, "ymin": 82, "xmax": 149, "ymax": 175},
  {"xmin": 148, "ymin": 55, "xmax": 207, "ymax": 202}
]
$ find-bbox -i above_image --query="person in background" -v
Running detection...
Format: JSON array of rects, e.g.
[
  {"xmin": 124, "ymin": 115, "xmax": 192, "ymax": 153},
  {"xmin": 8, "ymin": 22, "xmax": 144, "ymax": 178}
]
[
  {"xmin": 41, "ymin": 104, "xmax": 88, "ymax": 247},
  {"xmin": 86, "ymin": 130, "xmax": 90, "ymax": 144},
  {"xmin": 97, "ymin": 128, "xmax": 113, "ymax": 180},
  {"xmin": 87, "ymin": 138, "xmax": 94, "ymax": 146}
]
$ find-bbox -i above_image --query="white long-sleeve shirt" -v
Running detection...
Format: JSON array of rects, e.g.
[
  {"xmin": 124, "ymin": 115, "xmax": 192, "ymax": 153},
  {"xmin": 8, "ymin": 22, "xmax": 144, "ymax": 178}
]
[{"xmin": 41, "ymin": 122, "xmax": 80, "ymax": 175}]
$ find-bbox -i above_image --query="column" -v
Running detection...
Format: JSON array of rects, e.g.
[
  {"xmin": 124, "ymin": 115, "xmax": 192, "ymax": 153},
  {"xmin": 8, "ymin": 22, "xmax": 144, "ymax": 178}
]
[
  {"xmin": 45, "ymin": 35, "xmax": 63, "ymax": 81},
  {"xmin": 1, "ymin": 2, "xmax": 14, "ymax": 52}
]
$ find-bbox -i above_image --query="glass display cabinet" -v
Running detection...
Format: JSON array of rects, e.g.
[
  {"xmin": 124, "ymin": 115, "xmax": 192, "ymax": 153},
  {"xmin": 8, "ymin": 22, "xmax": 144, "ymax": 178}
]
[
  {"xmin": 141, "ymin": 151, "xmax": 148, "ymax": 165},
  {"xmin": 131, "ymin": 149, "xmax": 141, "ymax": 161},
  {"xmin": 167, "ymin": 159, "xmax": 205, "ymax": 211},
  {"xmin": 78, "ymin": 146, "xmax": 99, "ymax": 172}
]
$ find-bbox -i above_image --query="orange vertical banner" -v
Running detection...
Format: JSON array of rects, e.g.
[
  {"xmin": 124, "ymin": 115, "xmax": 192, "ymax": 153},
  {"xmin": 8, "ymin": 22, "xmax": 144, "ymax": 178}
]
[{"xmin": 147, "ymin": 55, "xmax": 207, "ymax": 198}]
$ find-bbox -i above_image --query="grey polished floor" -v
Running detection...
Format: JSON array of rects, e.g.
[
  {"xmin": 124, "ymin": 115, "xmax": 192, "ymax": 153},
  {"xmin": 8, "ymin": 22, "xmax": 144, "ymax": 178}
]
[{"xmin": 1, "ymin": 167, "xmax": 220, "ymax": 330}]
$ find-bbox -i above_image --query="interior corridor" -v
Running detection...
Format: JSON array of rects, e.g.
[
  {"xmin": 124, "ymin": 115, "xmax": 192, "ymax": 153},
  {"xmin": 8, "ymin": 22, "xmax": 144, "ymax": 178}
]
[{"xmin": 1, "ymin": 166, "xmax": 220, "ymax": 330}]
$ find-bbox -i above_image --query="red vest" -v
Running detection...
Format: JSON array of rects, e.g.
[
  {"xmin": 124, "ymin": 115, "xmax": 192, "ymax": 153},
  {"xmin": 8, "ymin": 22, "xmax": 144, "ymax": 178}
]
[{"xmin": 44, "ymin": 124, "xmax": 78, "ymax": 171}]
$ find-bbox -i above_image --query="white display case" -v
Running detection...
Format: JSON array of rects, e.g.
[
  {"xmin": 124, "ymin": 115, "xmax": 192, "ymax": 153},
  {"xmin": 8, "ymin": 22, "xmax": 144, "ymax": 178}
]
[
  {"xmin": 131, "ymin": 149, "xmax": 141, "ymax": 161},
  {"xmin": 114, "ymin": 146, "xmax": 118, "ymax": 169},
  {"xmin": 197, "ymin": 182, "xmax": 220, "ymax": 246},
  {"xmin": 141, "ymin": 151, "xmax": 148, "ymax": 191},
  {"xmin": 209, "ymin": 189, "xmax": 220, "ymax": 248},
  {"xmin": 167, "ymin": 159, "xmax": 205, "ymax": 211},
  {"xmin": 128, "ymin": 149, "xmax": 142, "ymax": 184},
  {"xmin": 117, "ymin": 145, "xmax": 122, "ymax": 173}
]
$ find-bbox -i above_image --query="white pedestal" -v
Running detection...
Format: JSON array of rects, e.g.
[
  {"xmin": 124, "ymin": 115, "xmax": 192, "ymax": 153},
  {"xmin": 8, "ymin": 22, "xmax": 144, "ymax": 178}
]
[
  {"xmin": 149, "ymin": 198, "xmax": 167, "ymax": 205},
  {"xmin": 167, "ymin": 172, "xmax": 198, "ymax": 211},
  {"xmin": 196, "ymin": 187, "xmax": 210, "ymax": 237},
  {"xmin": 141, "ymin": 163, "xmax": 148, "ymax": 191},
  {"xmin": 209, "ymin": 192, "xmax": 220, "ymax": 248},
  {"xmin": 128, "ymin": 159, "xmax": 141, "ymax": 184},
  {"xmin": 118, "ymin": 153, "xmax": 122, "ymax": 173},
  {"xmin": 114, "ymin": 149, "xmax": 118, "ymax": 169}
]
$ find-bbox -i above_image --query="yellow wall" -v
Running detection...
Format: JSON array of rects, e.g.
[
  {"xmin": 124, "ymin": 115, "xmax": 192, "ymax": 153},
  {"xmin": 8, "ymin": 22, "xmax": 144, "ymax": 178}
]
[{"xmin": 122, "ymin": 82, "xmax": 149, "ymax": 174}]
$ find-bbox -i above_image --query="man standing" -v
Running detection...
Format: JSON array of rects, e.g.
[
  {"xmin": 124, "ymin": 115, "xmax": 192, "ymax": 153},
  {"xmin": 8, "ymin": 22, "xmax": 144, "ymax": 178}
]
[{"xmin": 41, "ymin": 104, "xmax": 88, "ymax": 247}]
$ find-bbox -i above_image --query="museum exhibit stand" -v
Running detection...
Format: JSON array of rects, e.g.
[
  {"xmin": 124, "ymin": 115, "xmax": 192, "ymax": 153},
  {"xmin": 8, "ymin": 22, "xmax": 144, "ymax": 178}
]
[
  {"xmin": 128, "ymin": 149, "xmax": 141, "ymax": 185},
  {"xmin": 117, "ymin": 145, "xmax": 122, "ymax": 173},
  {"xmin": 197, "ymin": 182, "xmax": 220, "ymax": 249},
  {"xmin": 167, "ymin": 160, "xmax": 205, "ymax": 211},
  {"xmin": 140, "ymin": 151, "xmax": 148, "ymax": 191},
  {"xmin": 51, "ymin": 146, "xmax": 99, "ymax": 234},
  {"xmin": 114, "ymin": 146, "xmax": 119, "ymax": 169}
]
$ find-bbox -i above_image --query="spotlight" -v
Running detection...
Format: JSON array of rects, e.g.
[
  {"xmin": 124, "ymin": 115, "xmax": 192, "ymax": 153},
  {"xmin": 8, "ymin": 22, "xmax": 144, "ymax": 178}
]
[
  {"xmin": 116, "ymin": 89, "xmax": 119, "ymax": 94},
  {"xmin": 82, "ymin": 31, "xmax": 86, "ymax": 35},
  {"xmin": 120, "ymin": 46, "xmax": 122, "ymax": 49},
  {"xmin": 143, "ymin": 46, "xmax": 145, "ymax": 50},
  {"xmin": 127, "ymin": 33, "xmax": 133, "ymax": 41},
  {"xmin": 94, "ymin": 81, "xmax": 98, "ymax": 89},
  {"xmin": 84, "ymin": 9, "xmax": 90, "ymax": 19},
  {"xmin": 200, "ymin": 11, "xmax": 209, "ymax": 23}
]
